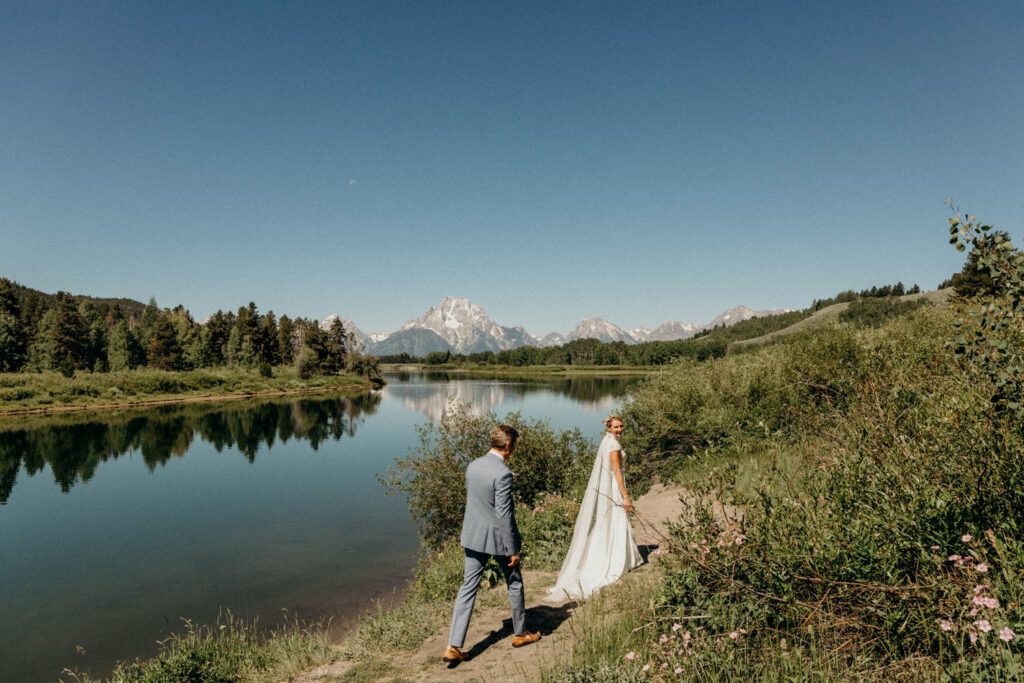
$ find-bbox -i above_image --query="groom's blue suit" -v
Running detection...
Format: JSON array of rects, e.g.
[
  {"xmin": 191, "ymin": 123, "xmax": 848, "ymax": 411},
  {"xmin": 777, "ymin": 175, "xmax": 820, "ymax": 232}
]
[{"xmin": 447, "ymin": 449, "xmax": 525, "ymax": 649}]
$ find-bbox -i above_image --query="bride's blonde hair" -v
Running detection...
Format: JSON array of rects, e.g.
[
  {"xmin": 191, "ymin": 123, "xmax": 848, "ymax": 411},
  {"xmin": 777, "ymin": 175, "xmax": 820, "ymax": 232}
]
[{"xmin": 604, "ymin": 413, "xmax": 623, "ymax": 430}]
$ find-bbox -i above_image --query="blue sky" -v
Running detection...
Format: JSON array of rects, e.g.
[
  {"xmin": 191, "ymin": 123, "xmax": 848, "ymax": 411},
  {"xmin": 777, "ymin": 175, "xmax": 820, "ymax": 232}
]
[{"xmin": 2, "ymin": 1, "xmax": 1022, "ymax": 335}]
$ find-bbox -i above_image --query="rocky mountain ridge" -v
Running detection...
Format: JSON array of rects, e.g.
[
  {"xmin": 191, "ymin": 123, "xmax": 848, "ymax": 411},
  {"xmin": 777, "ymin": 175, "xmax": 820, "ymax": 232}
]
[{"xmin": 323, "ymin": 298, "xmax": 791, "ymax": 356}]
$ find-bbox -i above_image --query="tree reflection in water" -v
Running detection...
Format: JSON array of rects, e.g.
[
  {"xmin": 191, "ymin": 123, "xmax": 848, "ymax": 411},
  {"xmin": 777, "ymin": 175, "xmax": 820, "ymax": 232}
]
[
  {"xmin": 384, "ymin": 371, "xmax": 646, "ymax": 423},
  {"xmin": 0, "ymin": 392, "xmax": 381, "ymax": 504}
]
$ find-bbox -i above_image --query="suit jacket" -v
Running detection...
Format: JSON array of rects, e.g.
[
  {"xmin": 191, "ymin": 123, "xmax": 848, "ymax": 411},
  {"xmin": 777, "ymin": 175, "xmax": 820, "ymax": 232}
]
[{"xmin": 459, "ymin": 451, "xmax": 522, "ymax": 556}]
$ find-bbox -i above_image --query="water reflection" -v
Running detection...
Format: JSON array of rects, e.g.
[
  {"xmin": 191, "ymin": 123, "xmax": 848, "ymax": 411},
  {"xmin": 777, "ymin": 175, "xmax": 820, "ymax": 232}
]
[
  {"xmin": 383, "ymin": 371, "xmax": 647, "ymax": 423},
  {"xmin": 0, "ymin": 392, "xmax": 381, "ymax": 504}
]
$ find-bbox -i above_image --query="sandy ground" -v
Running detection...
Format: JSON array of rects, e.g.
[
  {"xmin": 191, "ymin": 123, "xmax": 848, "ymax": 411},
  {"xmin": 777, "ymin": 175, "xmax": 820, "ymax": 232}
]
[{"xmin": 285, "ymin": 482, "xmax": 695, "ymax": 683}]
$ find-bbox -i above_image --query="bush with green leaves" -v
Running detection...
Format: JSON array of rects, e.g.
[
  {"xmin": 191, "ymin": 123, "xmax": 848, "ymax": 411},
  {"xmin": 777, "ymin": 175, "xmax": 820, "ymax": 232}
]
[
  {"xmin": 379, "ymin": 402, "xmax": 594, "ymax": 549},
  {"xmin": 947, "ymin": 203, "xmax": 1024, "ymax": 419}
]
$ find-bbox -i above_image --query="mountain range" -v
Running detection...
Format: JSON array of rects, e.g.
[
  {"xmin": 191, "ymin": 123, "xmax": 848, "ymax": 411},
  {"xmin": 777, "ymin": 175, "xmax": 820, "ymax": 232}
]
[{"xmin": 320, "ymin": 296, "xmax": 791, "ymax": 356}]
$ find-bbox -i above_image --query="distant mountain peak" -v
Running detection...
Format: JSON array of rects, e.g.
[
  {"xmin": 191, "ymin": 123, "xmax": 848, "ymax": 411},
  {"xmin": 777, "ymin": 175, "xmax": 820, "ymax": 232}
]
[{"xmin": 394, "ymin": 297, "xmax": 533, "ymax": 353}]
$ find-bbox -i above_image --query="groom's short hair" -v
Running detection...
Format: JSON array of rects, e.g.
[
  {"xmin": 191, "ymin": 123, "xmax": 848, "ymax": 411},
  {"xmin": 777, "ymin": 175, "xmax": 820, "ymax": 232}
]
[{"xmin": 491, "ymin": 425, "xmax": 519, "ymax": 450}]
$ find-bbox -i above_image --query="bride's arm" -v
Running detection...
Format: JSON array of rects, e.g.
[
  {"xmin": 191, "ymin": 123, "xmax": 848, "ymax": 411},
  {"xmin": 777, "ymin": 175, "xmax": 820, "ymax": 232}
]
[{"xmin": 608, "ymin": 449, "xmax": 633, "ymax": 513}]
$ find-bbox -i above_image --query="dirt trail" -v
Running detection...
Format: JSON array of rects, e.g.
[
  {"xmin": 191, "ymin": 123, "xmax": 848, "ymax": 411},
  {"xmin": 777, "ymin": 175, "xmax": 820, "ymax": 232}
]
[{"xmin": 287, "ymin": 482, "xmax": 692, "ymax": 683}]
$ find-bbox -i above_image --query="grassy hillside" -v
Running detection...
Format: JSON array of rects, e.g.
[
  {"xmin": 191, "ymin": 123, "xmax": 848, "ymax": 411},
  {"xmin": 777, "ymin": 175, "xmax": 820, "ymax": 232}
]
[{"xmin": 733, "ymin": 287, "xmax": 953, "ymax": 348}]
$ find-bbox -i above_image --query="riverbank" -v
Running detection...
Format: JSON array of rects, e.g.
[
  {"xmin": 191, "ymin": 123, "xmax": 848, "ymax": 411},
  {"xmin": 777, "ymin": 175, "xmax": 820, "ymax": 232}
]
[{"xmin": 0, "ymin": 367, "xmax": 377, "ymax": 416}]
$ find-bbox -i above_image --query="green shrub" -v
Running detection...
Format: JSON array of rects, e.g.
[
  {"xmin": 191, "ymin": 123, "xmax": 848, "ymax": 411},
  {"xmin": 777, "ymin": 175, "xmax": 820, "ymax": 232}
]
[{"xmin": 379, "ymin": 402, "xmax": 593, "ymax": 549}]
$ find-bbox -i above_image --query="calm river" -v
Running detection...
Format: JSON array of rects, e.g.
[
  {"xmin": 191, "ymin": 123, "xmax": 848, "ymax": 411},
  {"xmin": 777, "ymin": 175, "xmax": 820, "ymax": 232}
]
[{"xmin": 0, "ymin": 372, "xmax": 644, "ymax": 682}]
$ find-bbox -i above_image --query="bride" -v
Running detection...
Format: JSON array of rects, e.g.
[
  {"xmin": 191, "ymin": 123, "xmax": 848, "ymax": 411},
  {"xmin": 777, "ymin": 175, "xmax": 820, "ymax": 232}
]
[{"xmin": 546, "ymin": 414, "xmax": 643, "ymax": 602}]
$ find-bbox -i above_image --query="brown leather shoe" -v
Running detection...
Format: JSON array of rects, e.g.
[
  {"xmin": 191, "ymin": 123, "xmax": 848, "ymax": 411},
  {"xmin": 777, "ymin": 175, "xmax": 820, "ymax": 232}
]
[
  {"xmin": 512, "ymin": 631, "xmax": 541, "ymax": 648},
  {"xmin": 442, "ymin": 645, "xmax": 469, "ymax": 663}
]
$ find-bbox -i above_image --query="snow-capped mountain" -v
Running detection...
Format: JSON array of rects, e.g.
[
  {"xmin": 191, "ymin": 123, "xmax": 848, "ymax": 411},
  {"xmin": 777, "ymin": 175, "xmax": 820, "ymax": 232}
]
[
  {"xmin": 629, "ymin": 327, "xmax": 653, "ymax": 342},
  {"xmin": 537, "ymin": 332, "xmax": 567, "ymax": 347},
  {"xmin": 322, "ymin": 298, "xmax": 793, "ymax": 357},
  {"xmin": 389, "ymin": 296, "xmax": 535, "ymax": 354},
  {"xmin": 645, "ymin": 321, "xmax": 704, "ymax": 342},
  {"xmin": 705, "ymin": 306, "xmax": 789, "ymax": 330},
  {"xmin": 566, "ymin": 318, "xmax": 636, "ymax": 344}
]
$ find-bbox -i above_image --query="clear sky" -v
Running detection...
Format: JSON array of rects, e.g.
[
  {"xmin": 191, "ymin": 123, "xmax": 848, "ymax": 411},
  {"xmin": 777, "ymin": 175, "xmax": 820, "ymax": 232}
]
[{"xmin": 2, "ymin": 1, "xmax": 1022, "ymax": 336}]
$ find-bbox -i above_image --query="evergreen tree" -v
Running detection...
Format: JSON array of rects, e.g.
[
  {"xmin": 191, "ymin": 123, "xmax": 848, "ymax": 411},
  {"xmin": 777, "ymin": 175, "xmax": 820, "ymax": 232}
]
[
  {"xmin": 146, "ymin": 315, "xmax": 183, "ymax": 370},
  {"xmin": 258, "ymin": 311, "xmax": 279, "ymax": 365},
  {"xmin": 139, "ymin": 297, "xmax": 160, "ymax": 347},
  {"xmin": 321, "ymin": 318, "xmax": 349, "ymax": 373},
  {"xmin": 107, "ymin": 321, "xmax": 140, "ymax": 371},
  {"xmin": 238, "ymin": 335, "xmax": 258, "ymax": 367},
  {"xmin": 277, "ymin": 315, "xmax": 295, "ymax": 364},
  {"xmin": 29, "ymin": 292, "xmax": 89, "ymax": 371},
  {"xmin": 204, "ymin": 311, "xmax": 233, "ymax": 366},
  {"xmin": 893, "ymin": 281, "xmax": 906, "ymax": 296},
  {"xmin": 0, "ymin": 278, "xmax": 26, "ymax": 371},
  {"xmin": 182, "ymin": 326, "xmax": 214, "ymax": 369},
  {"xmin": 224, "ymin": 326, "xmax": 242, "ymax": 367}
]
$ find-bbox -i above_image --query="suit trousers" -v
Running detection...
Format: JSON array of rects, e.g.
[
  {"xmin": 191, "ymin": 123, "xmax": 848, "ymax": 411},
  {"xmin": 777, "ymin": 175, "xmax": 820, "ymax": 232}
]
[{"xmin": 448, "ymin": 548, "xmax": 525, "ymax": 648}]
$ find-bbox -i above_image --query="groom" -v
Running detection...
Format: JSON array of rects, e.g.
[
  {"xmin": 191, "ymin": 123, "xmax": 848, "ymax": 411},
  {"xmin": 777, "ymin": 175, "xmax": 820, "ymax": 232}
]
[{"xmin": 442, "ymin": 425, "xmax": 541, "ymax": 663}]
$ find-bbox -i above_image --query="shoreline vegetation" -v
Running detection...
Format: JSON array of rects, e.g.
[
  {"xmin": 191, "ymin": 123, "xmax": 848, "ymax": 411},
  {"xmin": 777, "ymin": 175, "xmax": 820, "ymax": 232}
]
[
  {"xmin": 381, "ymin": 363, "xmax": 662, "ymax": 376},
  {"xmin": 0, "ymin": 367, "xmax": 377, "ymax": 416},
  {"xmin": 45, "ymin": 213, "xmax": 1024, "ymax": 680}
]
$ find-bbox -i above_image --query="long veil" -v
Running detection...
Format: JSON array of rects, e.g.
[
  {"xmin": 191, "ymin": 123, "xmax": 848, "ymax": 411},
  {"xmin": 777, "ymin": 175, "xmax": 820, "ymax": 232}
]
[{"xmin": 546, "ymin": 434, "xmax": 622, "ymax": 600}]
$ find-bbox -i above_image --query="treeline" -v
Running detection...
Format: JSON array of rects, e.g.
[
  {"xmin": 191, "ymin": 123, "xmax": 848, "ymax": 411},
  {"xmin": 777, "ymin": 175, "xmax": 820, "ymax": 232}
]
[
  {"xmin": 811, "ymin": 280, "xmax": 921, "ymax": 311},
  {"xmin": 378, "ymin": 336, "xmax": 729, "ymax": 368},
  {"xmin": 0, "ymin": 278, "xmax": 378, "ymax": 380}
]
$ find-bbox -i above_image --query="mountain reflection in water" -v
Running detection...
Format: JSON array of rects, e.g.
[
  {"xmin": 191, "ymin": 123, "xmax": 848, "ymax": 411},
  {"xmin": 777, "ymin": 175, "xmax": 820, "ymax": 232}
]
[
  {"xmin": 0, "ymin": 392, "xmax": 381, "ymax": 504},
  {"xmin": 382, "ymin": 371, "xmax": 646, "ymax": 423}
]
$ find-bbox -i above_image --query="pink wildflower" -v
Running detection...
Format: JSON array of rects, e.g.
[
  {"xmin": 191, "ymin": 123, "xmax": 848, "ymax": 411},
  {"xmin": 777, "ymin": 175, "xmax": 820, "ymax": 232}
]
[
  {"xmin": 729, "ymin": 631, "xmax": 739, "ymax": 639},
  {"xmin": 675, "ymin": 668, "xmax": 683, "ymax": 675},
  {"xmin": 660, "ymin": 663, "xmax": 667, "ymax": 670},
  {"xmin": 940, "ymin": 620, "xmax": 954, "ymax": 632},
  {"xmin": 659, "ymin": 634, "xmax": 669, "ymax": 644},
  {"xmin": 625, "ymin": 651, "xmax": 636, "ymax": 661},
  {"xmin": 999, "ymin": 627, "xmax": 1015, "ymax": 642},
  {"xmin": 976, "ymin": 620, "xmax": 993, "ymax": 633},
  {"xmin": 734, "ymin": 534, "xmax": 746, "ymax": 545},
  {"xmin": 672, "ymin": 623, "xmax": 682, "ymax": 632},
  {"xmin": 642, "ymin": 664, "xmax": 650, "ymax": 672},
  {"xmin": 682, "ymin": 632, "xmax": 692, "ymax": 642},
  {"xmin": 974, "ymin": 584, "xmax": 990, "ymax": 595},
  {"xmin": 949, "ymin": 554, "xmax": 961, "ymax": 562},
  {"xmin": 970, "ymin": 631, "xmax": 979, "ymax": 644},
  {"xmin": 930, "ymin": 545, "xmax": 940, "ymax": 551},
  {"xmin": 962, "ymin": 534, "xmax": 973, "ymax": 543},
  {"xmin": 969, "ymin": 608, "xmax": 979, "ymax": 616},
  {"xmin": 976, "ymin": 563, "xmax": 988, "ymax": 573}
]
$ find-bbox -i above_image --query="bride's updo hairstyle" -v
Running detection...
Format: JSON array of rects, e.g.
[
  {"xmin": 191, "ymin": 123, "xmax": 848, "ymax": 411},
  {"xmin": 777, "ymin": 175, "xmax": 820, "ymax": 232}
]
[{"xmin": 604, "ymin": 414, "xmax": 623, "ymax": 430}]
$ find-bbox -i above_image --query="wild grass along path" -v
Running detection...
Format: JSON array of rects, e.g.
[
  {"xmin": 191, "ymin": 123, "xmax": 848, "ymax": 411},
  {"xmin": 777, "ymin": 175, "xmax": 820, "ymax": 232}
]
[{"xmin": 284, "ymin": 482, "xmax": 697, "ymax": 683}]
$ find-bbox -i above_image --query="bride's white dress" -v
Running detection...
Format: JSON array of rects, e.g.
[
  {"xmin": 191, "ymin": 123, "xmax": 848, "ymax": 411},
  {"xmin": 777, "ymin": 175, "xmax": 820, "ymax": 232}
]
[{"xmin": 546, "ymin": 433, "xmax": 643, "ymax": 601}]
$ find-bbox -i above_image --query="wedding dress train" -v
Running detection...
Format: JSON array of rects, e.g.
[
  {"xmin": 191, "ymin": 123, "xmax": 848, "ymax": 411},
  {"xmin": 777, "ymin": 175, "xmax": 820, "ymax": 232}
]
[{"xmin": 546, "ymin": 433, "xmax": 643, "ymax": 601}]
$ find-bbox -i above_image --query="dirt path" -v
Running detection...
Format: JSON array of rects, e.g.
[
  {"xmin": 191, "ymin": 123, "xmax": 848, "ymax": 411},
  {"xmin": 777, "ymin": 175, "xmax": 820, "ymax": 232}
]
[{"xmin": 286, "ymin": 482, "xmax": 694, "ymax": 683}]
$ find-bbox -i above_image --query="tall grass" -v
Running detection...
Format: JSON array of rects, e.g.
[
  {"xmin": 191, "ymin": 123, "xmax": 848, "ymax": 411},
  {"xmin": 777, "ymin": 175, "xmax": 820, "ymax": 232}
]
[
  {"xmin": 592, "ymin": 305, "xmax": 1024, "ymax": 679},
  {"xmin": 62, "ymin": 612, "xmax": 335, "ymax": 683}
]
